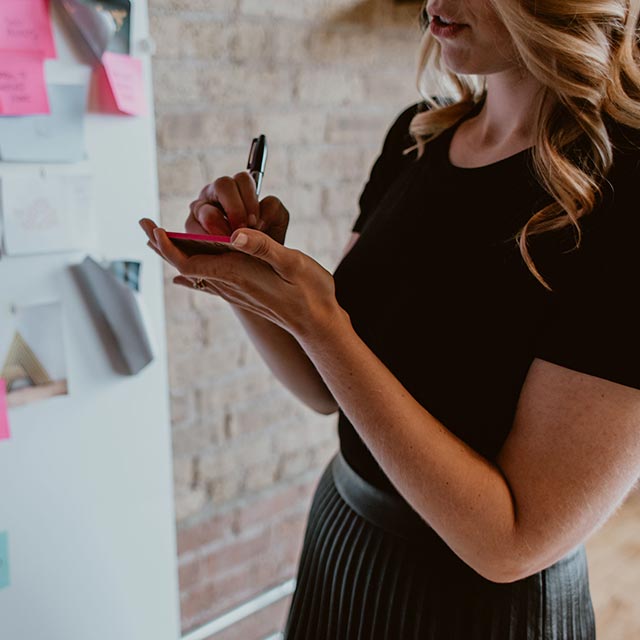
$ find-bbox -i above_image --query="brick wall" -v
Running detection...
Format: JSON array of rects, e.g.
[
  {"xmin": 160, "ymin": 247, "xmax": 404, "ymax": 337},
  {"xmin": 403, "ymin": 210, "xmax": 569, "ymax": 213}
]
[{"xmin": 148, "ymin": 0, "xmax": 424, "ymax": 636}]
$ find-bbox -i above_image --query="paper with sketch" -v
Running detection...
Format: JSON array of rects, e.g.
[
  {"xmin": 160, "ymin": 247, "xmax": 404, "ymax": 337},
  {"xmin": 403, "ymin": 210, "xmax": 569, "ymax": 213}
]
[
  {"xmin": 0, "ymin": 0, "xmax": 56, "ymax": 58},
  {"xmin": 0, "ymin": 171, "xmax": 94, "ymax": 256},
  {"xmin": 0, "ymin": 53, "xmax": 49, "ymax": 115},
  {"xmin": 0, "ymin": 82, "xmax": 88, "ymax": 162},
  {"xmin": 58, "ymin": 0, "xmax": 130, "ymax": 60},
  {"xmin": 96, "ymin": 51, "xmax": 145, "ymax": 115},
  {"xmin": 0, "ymin": 301, "xmax": 69, "ymax": 409}
]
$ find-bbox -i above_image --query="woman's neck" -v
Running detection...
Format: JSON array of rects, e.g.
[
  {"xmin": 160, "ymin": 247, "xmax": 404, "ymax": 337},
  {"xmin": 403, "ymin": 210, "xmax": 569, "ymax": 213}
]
[{"xmin": 474, "ymin": 70, "xmax": 546, "ymax": 148}]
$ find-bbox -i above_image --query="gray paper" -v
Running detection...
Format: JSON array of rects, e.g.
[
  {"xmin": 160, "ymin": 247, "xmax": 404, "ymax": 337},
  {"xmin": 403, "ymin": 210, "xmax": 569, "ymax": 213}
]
[
  {"xmin": 0, "ymin": 83, "xmax": 88, "ymax": 163},
  {"xmin": 71, "ymin": 256, "xmax": 154, "ymax": 376}
]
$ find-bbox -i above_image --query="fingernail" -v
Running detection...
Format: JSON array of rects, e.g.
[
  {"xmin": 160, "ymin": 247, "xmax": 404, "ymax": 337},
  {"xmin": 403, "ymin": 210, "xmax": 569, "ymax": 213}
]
[
  {"xmin": 232, "ymin": 232, "xmax": 248, "ymax": 247},
  {"xmin": 248, "ymin": 214, "xmax": 257, "ymax": 227}
]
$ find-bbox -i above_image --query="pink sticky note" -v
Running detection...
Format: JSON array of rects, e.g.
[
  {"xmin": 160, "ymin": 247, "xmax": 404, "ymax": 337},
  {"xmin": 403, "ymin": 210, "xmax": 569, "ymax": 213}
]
[
  {"xmin": 97, "ymin": 51, "xmax": 146, "ymax": 116},
  {"xmin": 0, "ymin": 53, "xmax": 50, "ymax": 115},
  {"xmin": 0, "ymin": 378, "xmax": 10, "ymax": 442},
  {"xmin": 0, "ymin": 0, "xmax": 56, "ymax": 58}
]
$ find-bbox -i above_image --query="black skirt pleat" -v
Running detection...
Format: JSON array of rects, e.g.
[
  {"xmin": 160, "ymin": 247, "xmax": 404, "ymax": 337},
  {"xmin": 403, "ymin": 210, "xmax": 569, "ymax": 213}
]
[{"xmin": 283, "ymin": 454, "xmax": 596, "ymax": 640}]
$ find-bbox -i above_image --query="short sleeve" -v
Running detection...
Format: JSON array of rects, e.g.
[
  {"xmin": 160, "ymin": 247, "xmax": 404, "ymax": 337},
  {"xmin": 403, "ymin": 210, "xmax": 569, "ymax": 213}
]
[
  {"xmin": 352, "ymin": 101, "xmax": 427, "ymax": 233},
  {"xmin": 533, "ymin": 163, "xmax": 640, "ymax": 390}
]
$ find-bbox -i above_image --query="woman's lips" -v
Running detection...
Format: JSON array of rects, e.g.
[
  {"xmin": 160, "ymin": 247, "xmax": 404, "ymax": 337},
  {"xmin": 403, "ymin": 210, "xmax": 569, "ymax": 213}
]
[{"xmin": 430, "ymin": 16, "xmax": 468, "ymax": 38}]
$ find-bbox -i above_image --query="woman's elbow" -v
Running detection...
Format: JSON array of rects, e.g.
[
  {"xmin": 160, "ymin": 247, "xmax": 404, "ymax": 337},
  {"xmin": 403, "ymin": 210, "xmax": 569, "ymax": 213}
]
[{"xmin": 313, "ymin": 399, "xmax": 340, "ymax": 415}]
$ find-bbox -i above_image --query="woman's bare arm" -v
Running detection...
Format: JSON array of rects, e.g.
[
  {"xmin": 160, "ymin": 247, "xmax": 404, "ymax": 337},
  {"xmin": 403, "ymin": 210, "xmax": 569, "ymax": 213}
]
[
  {"xmin": 231, "ymin": 305, "xmax": 338, "ymax": 414},
  {"xmin": 226, "ymin": 233, "xmax": 361, "ymax": 414}
]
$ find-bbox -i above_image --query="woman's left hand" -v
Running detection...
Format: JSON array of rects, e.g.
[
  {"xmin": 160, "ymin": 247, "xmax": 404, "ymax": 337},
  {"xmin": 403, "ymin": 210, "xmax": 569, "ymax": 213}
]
[{"xmin": 142, "ymin": 219, "xmax": 347, "ymax": 340}]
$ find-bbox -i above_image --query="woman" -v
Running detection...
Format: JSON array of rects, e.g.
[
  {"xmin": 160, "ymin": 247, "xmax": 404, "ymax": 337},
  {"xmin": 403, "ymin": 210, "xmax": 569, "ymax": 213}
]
[{"xmin": 141, "ymin": 0, "xmax": 640, "ymax": 637}]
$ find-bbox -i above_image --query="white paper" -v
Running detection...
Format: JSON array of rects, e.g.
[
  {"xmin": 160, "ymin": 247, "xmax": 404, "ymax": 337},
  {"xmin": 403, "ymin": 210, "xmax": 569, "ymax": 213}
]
[{"xmin": 0, "ymin": 171, "xmax": 94, "ymax": 256}]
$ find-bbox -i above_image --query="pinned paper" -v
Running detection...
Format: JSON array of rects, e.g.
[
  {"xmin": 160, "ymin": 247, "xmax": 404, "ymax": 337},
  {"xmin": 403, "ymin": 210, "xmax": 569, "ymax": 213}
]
[
  {"xmin": 0, "ymin": 378, "xmax": 10, "ymax": 442},
  {"xmin": 0, "ymin": 302, "xmax": 68, "ymax": 409},
  {"xmin": 0, "ymin": 0, "xmax": 56, "ymax": 58},
  {"xmin": 0, "ymin": 82, "xmax": 89, "ymax": 162},
  {"xmin": 0, "ymin": 171, "xmax": 94, "ymax": 256},
  {"xmin": 96, "ymin": 51, "xmax": 145, "ymax": 116},
  {"xmin": 0, "ymin": 53, "xmax": 49, "ymax": 115}
]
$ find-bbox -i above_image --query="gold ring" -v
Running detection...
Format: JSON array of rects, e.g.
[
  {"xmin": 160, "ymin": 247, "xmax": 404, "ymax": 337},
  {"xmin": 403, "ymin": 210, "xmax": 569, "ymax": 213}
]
[{"xmin": 193, "ymin": 278, "xmax": 207, "ymax": 290}]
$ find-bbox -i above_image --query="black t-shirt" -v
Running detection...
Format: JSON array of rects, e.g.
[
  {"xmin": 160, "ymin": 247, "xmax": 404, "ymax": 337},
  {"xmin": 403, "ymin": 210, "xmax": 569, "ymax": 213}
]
[{"xmin": 333, "ymin": 99, "xmax": 640, "ymax": 496}]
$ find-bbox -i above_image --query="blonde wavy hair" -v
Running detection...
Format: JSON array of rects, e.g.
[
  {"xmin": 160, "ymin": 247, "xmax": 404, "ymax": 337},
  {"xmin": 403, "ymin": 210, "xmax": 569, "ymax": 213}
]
[{"xmin": 407, "ymin": 0, "xmax": 640, "ymax": 290}]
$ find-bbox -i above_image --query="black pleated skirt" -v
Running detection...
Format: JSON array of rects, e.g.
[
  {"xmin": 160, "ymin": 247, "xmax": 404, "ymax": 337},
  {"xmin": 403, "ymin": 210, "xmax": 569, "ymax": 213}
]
[{"xmin": 283, "ymin": 451, "xmax": 596, "ymax": 640}]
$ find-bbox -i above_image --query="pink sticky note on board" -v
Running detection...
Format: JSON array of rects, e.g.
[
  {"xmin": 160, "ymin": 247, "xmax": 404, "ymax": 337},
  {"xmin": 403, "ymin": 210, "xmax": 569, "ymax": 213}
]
[
  {"xmin": 97, "ymin": 51, "xmax": 146, "ymax": 116},
  {"xmin": 0, "ymin": 0, "xmax": 56, "ymax": 58},
  {"xmin": 0, "ymin": 379, "xmax": 10, "ymax": 442},
  {"xmin": 0, "ymin": 53, "xmax": 50, "ymax": 115}
]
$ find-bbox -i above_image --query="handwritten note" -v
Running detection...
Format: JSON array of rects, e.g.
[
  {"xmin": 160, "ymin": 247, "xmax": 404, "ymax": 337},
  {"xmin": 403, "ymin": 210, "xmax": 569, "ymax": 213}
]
[
  {"xmin": 0, "ymin": 54, "xmax": 49, "ymax": 115},
  {"xmin": 0, "ymin": 378, "xmax": 9, "ymax": 442},
  {"xmin": 98, "ymin": 51, "xmax": 146, "ymax": 116},
  {"xmin": 0, "ymin": 0, "xmax": 56, "ymax": 58}
]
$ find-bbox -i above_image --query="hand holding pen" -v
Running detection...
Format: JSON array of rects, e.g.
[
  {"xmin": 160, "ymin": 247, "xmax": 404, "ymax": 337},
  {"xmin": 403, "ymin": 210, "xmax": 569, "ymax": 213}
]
[
  {"xmin": 140, "ymin": 134, "xmax": 291, "ymax": 257},
  {"xmin": 152, "ymin": 135, "xmax": 277, "ymax": 256}
]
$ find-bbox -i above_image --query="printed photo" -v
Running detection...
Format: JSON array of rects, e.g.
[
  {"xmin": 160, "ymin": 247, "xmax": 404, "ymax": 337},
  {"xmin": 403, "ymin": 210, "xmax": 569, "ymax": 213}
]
[{"xmin": 0, "ymin": 301, "xmax": 69, "ymax": 408}]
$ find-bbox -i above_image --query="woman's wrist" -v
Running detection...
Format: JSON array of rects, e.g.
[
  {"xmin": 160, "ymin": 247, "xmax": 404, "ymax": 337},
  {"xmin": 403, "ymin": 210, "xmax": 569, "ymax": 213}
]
[{"xmin": 291, "ymin": 301, "xmax": 353, "ymax": 348}]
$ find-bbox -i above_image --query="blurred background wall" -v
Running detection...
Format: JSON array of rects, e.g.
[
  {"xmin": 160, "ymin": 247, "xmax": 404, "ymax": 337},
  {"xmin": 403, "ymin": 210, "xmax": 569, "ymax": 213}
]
[{"xmin": 147, "ymin": 1, "xmax": 640, "ymax": 638}]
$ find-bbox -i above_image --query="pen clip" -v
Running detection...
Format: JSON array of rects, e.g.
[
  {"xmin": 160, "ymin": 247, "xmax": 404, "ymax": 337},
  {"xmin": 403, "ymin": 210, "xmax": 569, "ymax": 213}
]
[
  {"xmin": 247, "ymin": 134, "xmax": 267, "ymax": 173},
  {"xmin": 247, "ymin": 134, "xmax": 267, "ymax": 196}
]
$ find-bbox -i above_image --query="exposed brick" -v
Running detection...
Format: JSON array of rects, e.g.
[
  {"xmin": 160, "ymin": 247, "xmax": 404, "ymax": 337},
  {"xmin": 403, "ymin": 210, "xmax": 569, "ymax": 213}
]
[
  {"xmin": 157, "ymin": 154, "xmax": 205, "ymax": 197},
  {"xmin": 307, "ymin": 29, "xmax": 418, "ymax": 69},
  {"xmin": 295, "ymin": 66, "xmax": 366, "ymax": 106},
  {"xmin": 150, "ymin": 16, "xmax": 232, "ymax": 60},
  {"xmin": 234, "ymin": 477, "xmax": 317, "ymax": 533},
  {"xmin": 243, "ymin": 458, "xmax": 281, "ymax": 493},
  {"xmin": 159, "ymin": 195, "xmax": 193, "ymax": 231},
  {"xmin": 288, "ymin": 145, "xmax": 364, "ymax": 185},
  {"xmin": 169, "ymin": 389, "xmax": 196, "ymax": 427},
  {"xmin": 238, "ymin": 0, "xmax": 306, "ymax": 21},
  {"xmin": 156, "ymin": 109, "xmax": 250, "ymax": 151},
  {"xmin": 230, "ymin": 392, "xmax": 303, "ymax": 438},
  {"xmin": 247, "ymin": 107, "xmax": 327, "ymax": 146},
  {"xmin": 176, "ymin": 508, "xmax": 239, "ymax": 556},
  {"xmin": 325, "ymin": 107, "xmax": 401, "ymax": 145},
  {"xmin": 171, "ymin": 418, "xmax": 227, "ymax": 458},
  {"xmin": 173, "ymin": 485, "xmax": 208, "ymax": 521},
  {"xmin": 362, "ymin": 68, "xmax": 423, "ymax": 106},
  {"xmin": 149, "ymin": 0, "xmax": 422, "ymax": 635},
  {"xmin": 197, "ymin": 65, "xmax": 296, "ymax": 107},
  {"xmin": 151, "ymin": 0, "xmax": 236, "ymax": 12}
]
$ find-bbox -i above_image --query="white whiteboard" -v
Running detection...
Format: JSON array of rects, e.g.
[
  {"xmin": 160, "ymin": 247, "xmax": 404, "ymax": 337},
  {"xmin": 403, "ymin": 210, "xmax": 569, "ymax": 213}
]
[{"xmin": 0, "ymin": 3, "xmax": 180, "ymax": 639}]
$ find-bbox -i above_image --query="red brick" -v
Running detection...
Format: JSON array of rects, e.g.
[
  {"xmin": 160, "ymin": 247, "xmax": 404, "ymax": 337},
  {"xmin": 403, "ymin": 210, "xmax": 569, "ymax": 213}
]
[{"xmin": 176, "ymin": 509, "xmax": 238, "ymax": 556}]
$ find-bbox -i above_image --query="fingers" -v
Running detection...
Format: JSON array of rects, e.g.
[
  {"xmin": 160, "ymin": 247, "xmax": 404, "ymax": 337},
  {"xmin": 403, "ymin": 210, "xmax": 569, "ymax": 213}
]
[
  {"xmin": 153, "ymin": 227, "xmax": 192, "ymax": 273},
  {"xmin": 139, "ymin": 217, "xmax": 158, "ymax": 243},
  {"xmin": 230, "ymin": 228, "xmax": 299, "ymax": 281},
  {"xmin": 146, "ymin": 240, "xmax": 164, "ymax": 260},
  {"xmin": 199, "ymin": 176, "xmax": 250, "ymax": 231},
  {"xmin": 233, "ymin": 171, "xmax": 260, "ymax": 227},
  {"xmin": 189, "ymin": 204, "xmax": 232, "ymax": 236},
  {"xmin": 256, "ymin": 196, "xmax": 289, "ymax": 244}
]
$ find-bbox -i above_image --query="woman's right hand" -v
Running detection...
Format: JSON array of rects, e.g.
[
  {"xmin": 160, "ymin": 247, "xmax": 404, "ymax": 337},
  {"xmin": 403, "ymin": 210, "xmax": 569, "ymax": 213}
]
[{"xmin": 187, "ymin": 170, "xmax": 290, "ymax": 245}]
